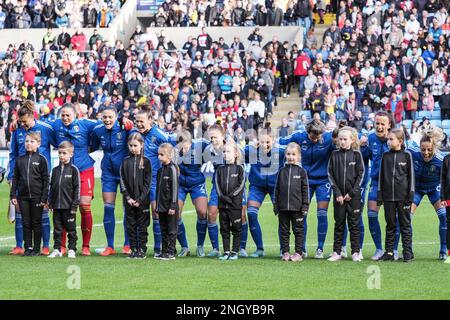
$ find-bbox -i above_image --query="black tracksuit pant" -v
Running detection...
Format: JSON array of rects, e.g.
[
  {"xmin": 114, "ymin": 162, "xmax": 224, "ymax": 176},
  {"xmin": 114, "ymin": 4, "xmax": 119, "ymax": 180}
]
[
  {"xmin": 125, "ymin": 204, "xmax": 150, "ymax": 252},
  {"xmin": 219, "ymin": 208, "xmax": 242, "ymax": 253},
  {"xmin": 384, "ymin": 201, "xmax": 413, "ymax": 255},
  {"xmin": 53, "ymin": 209, "xmax": 77, "ymax": 251},
  {"xmin": 446, "ymin": 207, "xmax": 450, "ymax": 254},
  {"xmin": 279, "ymin": 211, "xmax": 305, "ymax": 254},
  {"xmin": 333, "ymin": 198, "xmax": 361, "ymax": 255},
  {"xmin": 159, "ymin": 211, "xmax": 177, "ymax": 255},
  {"xmin": 19, "ymin": 198, "xmax": 43, "ymax": 252}
]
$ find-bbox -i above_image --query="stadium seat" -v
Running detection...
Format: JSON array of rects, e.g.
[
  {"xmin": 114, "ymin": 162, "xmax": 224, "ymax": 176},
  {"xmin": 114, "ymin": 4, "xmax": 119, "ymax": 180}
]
[
  {"xmin": 431, "ymin": 110, "xmax": 441, "ymax": 120},
  {"xmin": 430, "ymin": 120, "xmax": 442, "ymax": 128},
  {"xmin": 417, "ymin": 110, "xmax": 432, "ymax": 120},
  {"xmin": 442, "ymin": 120, "xmax": 450, "ymax": 129},
  {"xmin": 444, "ymin": 128, "xmax": 450, "ymax": 137},
  {"xmin": 401, "ymin": 120, "xmax": 413, "ymax": 129},
  {"xmin": 435, "ymin": 102, "xmax": 440, "ymax": 110}
]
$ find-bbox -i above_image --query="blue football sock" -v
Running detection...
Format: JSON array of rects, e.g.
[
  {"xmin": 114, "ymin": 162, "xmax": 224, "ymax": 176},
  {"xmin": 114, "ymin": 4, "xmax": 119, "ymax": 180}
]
[
  {"xmin": 359, "ymin": 214, "xmax": 365, "ymax": 250},
  {"xmin": 394, "ymin": 215, "xmax": 400, "ymax": 252},
  {"xmin": 317, "ymin": 208, "xmax": 328, "ymax": 250},
  {"xmin": 196, "ymin": 218, "xmax": 207, "ymax": 247},
  {"xmin": 368, "ymin": 210, "xmax": 383, "ymax": 251},
  {"xmin": 207, "ymin": 223, "xmax": 219, "ymax": 250},
  {"xmin": 15, "ymin": 211, "xmax": 23, "ymax": 248},
  {"xmin": 247, "ymin": 206, "xmax": 264, "ymax": 251},
  {"xmin": 153, "ymin": 219, "xmax": 161, "ymax": 252},
  {"xmin": 240, "ymin": 222, "xmax": 248, "ymax": 250},
  {"xmin": 41, "ymin": 209, "xmax": 50, "ymax": 248},
  {"xmin": 437, "ymin": 207, "xmax": 447, "ymax": 253},
  {"xmin": 122, "ymin": 209, "xmax": 129, "ymax": 247},
  {"xmin": 103, "ymin": 202, "xmax": 116, "ymax": 249},
  {"xmin": 342, "ymin": 224, "xmax": 348, "ymax": 247},
  {"xmin": 177, "ymin": 219, "xmax": 189, "ymax": 248}
]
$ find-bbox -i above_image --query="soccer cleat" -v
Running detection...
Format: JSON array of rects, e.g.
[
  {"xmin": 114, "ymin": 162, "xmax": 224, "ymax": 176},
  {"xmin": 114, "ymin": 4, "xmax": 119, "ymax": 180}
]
[
  {"xmin": 315, "ymin": 249, "xmax": 324, "ymax": 259},
  {"xmin": 290, "ymin": 253, "xmax": 303, "ymax": 262},
  {"xmin": 444, "ymin": 256, "xmax": 450, "ymax": 264},
  {"xmin": 48, "ymin": 250, "xmax": 62, "ymax": 258},
  {"xmin": 302, "ymin": 251, "xmax": 308, "ymax": 259},
  {"xmin": 380, "ymin": 252, "xmax": 395, "ymax": 261},
  {"xmin": 239, "ymin": 248, "xmax": 248, "ymax": 257},
  {"xmin": 328, "ymin": 252, "xmax": 342, "ymax": 262},
  {"xmin": 229, "ymin": 252, "xmax": 238, "ymax": 260},
  {"xmin": 9, "ymin": 247, "xmax": 24, "ymax": 255},
  {"xmin": 178, "ymin": 247, "xmax": 190, "ymax": 257},
  {"xmin": 352, "ymin": 252, "xmax": 362, "ymax": 262},
  {"xmin": 281, "ymin": 252, "xmax": 290, "ymax": 261},
  {"xmin": 371, "ymin": 249, "xmax": 384, "ymax": 261},
  {"xmin": 393, "ymin": 250, "xmax": 400, "ymax": 261},
  {"xmin": 100, "ymin": 247, "xmax": 116, "ymax": 257},
  {"xmin": 250, "ymin": 249, "xmax": 265, "ymax": 258},
  {"xmin": 207, "ymin": 248, "xmax": 220, "ymax": 257},
  {"xmin": 122, "ymin": 245, "xmax": 131, "ymax": 255},
  {"xmin": 341, "ymin": 246, "xmax": 348, "ymax": 258},
  {"xmin": 196, "ymin": 246, "xmax": 205, "ymax": 257},
  {"xmin": 61, "ymin": 247, "xmax": 67, "ymax": 256},
  {"xmin": 41, "ymin": 247, "xmax": 50, "ymax": 256},
  {"xmin": 23, "ymin": 249, "xmax": 33, "ymax": 256},
  {"xmin": 439, "ymin": 252, "xmax": 448, "ymax": 261},
  {"xmin": 154, "ymin": 250, "xmax": 162, "ymax": 259},
  {"xmin": 68, "ymin": 250, "xmax": 76, "ymax": 259},
  {"xmin": 81, "ymin": 247, "xmax": 91, "ymax": 256},
  {"xmin": 219, "ymin": 252, "xmax": 230, "ymax": 260}
]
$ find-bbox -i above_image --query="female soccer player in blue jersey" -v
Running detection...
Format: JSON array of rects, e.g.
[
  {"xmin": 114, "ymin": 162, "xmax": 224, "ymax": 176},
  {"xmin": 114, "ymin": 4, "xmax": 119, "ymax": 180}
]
[{"xmin": 91, "ymin": 107, "xmax": 131, "ymax": 256}]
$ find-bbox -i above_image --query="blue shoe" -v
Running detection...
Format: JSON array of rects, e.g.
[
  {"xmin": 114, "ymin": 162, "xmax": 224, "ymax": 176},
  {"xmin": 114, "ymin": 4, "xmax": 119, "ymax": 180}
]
[
  {"xmin": 250, "ymin": 249, "xmax": 265, "ymax": 258},
  {"xmin": 228, "ymin": 252, "xmax": 238, "ymax": 260},
  {"xmin": 178, "ymin": 247, "xmax": 190, "ymax": 257},
  {"xmin": 207, "ymin": 249, "xmax": 220, "ymax": 257}
]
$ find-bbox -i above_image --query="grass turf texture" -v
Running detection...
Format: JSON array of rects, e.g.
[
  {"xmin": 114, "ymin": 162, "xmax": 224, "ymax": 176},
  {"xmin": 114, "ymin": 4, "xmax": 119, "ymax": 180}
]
[{"xmin": 0, "ymin": 179, "xmax": 450, "ymax": 299}]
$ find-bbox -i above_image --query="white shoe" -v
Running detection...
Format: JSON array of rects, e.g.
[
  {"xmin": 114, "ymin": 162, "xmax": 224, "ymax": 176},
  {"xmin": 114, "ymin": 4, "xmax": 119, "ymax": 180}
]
[
  {"xmin": 239, "ymin": 248, "xmax": 248, "ymax": 257},
  {"xmin": 393, "ymin": 250, "xmax": 400, "ymax": 261},
  {"xmin": 48, "ymin": 249, "xmax": 62, "ymax": 258},
  {"xmin": 352, "ymin": 252, "xmax": 362, "ymax": 262},
  {"xmin": 359, "ymin": 250, "xmax": 364, "ymax": 260},
  {"xmin": 68, "ymin": 250, "xmax": 76, "ymax": 259},
  {"xmin": 315, "ymin": 248, "xmax": 324, "ymax": 259},
  {"xmin": 302, "ymin": 251, "xmax": 308, "ymax": 259},
  {"xmin": 328, "ymin": 252, "xmax": 342, "ymax": 262},
  {"xmin": 283, "ymin": 93, "xmax": 287, "ymax": 98},
  {"xmin": 371, "ymin": 249, "xmax": 384, "ymax": 261},
  {"xmin": 340, "ymin": 246, "xmax": 348, "ymax": 258}
]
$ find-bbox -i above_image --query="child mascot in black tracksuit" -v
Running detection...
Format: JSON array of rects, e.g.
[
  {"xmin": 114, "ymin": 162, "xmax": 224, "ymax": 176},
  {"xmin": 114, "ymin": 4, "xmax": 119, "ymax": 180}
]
[
  {"xmin": 441, "ymin": 153, "xmax": 450, "ymax": 264},
  {"xmin": 120, "ymin": 133, "xmax": 152, "ymax": 259},
  {"xmin": 215, "ymin": 140, "xmax": 246, "ymax": 260},
  {"xmin": 10, "ymin": 132, "xmax": 49, "ymax": 256},
  {"xmin": 48, "ymin": 141, "xmax": 80, "ymax": 258},
  {"xmin": 155, "ymin": 143, "xmax": 179, "ymax": 260},
  {"xmin": 274, "ymin": 142, "xmax": 309, "ymax": 262},
  {"xmin": 327, "ymin": 126, "xmax": 365, "ymax": 262},
  {"xmin": 377, "ymin": 128, "xmax": 415, "ymax": 262}
]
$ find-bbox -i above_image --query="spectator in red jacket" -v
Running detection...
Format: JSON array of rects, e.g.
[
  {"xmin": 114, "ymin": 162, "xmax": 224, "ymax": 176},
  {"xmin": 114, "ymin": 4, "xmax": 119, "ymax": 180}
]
[
  {"xmin": 386, "ymin": 92, "xmax": 404, "ymax": 124},
  {"xmin": 294, "ymin": 51, "xmax": 311, "ymax": 97},
  {"xmin": 71, "ymin": 28, "xmax": 87, "ymax": 51}
]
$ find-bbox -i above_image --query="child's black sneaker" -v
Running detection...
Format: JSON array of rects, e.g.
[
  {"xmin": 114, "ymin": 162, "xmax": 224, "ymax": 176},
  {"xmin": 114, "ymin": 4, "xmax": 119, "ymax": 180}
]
[
  {"xmin": 136, "ymin": 249, "xmax": 147, "ymax": 259},
  {"xmin": 154, "ymin": 250, "xmax": 162, "ymax": 259},
  {"xmin": 403, "ymin": 253, "xmax": 414, "ymax": 263},
  {"xmin": 23, "ymin": 249, "xmax": 33, "ymax": 256},
  {"xmin": 162, "ymin": 253, "xmax": 175, "ymax": 260},
  {"xmin": 30, "ymin": 250, "xmax": 41, "ymax": 256},
  {"xmin": 128, "ymin": 250, "xmax": 138, "ymax": 259},
  {"xmin": 380, "ymin": 252, "xmax": 395, "ymax": 261}
]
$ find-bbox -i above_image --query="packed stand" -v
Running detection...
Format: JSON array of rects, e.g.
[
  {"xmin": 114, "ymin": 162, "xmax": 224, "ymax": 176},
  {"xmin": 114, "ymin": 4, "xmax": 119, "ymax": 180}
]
[{"xmin": 0, "ymin": 0, "xmax": 125, "ymax": 29}]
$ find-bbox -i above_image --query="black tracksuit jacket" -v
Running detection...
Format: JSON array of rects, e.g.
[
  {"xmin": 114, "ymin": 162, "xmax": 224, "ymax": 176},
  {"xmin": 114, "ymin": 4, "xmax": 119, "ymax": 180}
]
[
  {"xmin": 327, "ymin": 148, "xmax": 365, "ymax": 200},
  {"xmin": 377, "ymin": 149, "xmax": 415, "ymax": 203},
  {"xmin": 10, "ymin": 151, "xmax": 49, "ymax": 203},
  {"xmin": 214, "ymin": 163, "xmax": 246, "ymax": 210},
  {"xmin": 155, "ymin": 162, "xmax": 179, "ymax": 213},
  {"xmin": 120, "ymin": 155, "xmax": 152, "ymax": 207},
  {"xmin": 441, "ymin": 154, "xmax": 450, "ymax": 201},
  {"xmin": 274, "ymin": 164, "xmax": 309, "ymax": 213},
  {"xmin": 49, "ymin": 162, "xmax": 80, "ymax": 212}
]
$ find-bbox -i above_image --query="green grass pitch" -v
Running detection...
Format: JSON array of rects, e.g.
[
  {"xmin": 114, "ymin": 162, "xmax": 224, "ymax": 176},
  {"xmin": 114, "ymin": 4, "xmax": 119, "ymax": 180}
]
[{"xmin": 0, "ymin": 179, "xmax": 450, "ymax": 299}]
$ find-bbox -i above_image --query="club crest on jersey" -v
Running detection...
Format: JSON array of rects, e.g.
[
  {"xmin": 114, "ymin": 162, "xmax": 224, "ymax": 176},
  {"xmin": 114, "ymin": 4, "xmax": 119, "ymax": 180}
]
[
  {"xmin": 73, "ymin": 125, "xmax": 79, "ymax": 132},
  {"xmin": 117, "ymin": 132, "xmax": 122, "ymax": 140},
  {"xmin": 152, "ymin": 136, "xmax": 157, "ymax": 143}
]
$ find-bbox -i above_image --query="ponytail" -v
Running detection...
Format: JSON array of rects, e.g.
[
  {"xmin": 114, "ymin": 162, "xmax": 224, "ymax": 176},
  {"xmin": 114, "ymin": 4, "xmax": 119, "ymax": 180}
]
[
  {"xmin": 17, "ymin": 100, "xmax": 35, "ymax": 118},
  {"xmin": 420, "ymin": 127, "xmax": 444, "ymax": 153}
]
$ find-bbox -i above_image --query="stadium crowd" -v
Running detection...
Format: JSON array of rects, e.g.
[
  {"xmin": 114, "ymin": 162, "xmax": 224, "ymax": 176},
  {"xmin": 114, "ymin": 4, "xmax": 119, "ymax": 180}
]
[{"xmin": 0, "ymin": 0, "xmax": 125, "ymax": 29}]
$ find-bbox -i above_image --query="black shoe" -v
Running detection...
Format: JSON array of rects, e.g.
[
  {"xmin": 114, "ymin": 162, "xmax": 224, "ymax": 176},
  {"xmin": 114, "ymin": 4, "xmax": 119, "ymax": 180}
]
[
  {"xmin": 136, "ymin": 249, "xmax": 147, "ymax": 259},
  {"xmin": 128, "ymin": 250, "xmax": 138, "ymax": 259},
  {"xmin": 154, "ymin": 250, "xmax": 162, "ymax": 259},
  {"xmin": 23, "ymin": 249, "xmax": 33, "ymax": 256},
  {"xmin": 380, "ymin": 252, "xmax": 395, "ymax": 261},
  {"xmin": 160, "ymin": 253, "xmax": 175, "ymax": 260},
  {"xmin": 403, "ymin": 252, "xmax": 414, "ymax": 262},
  {"xmin": 30, "ymin": 250, "xmax": 41, "ymax": 256}
]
